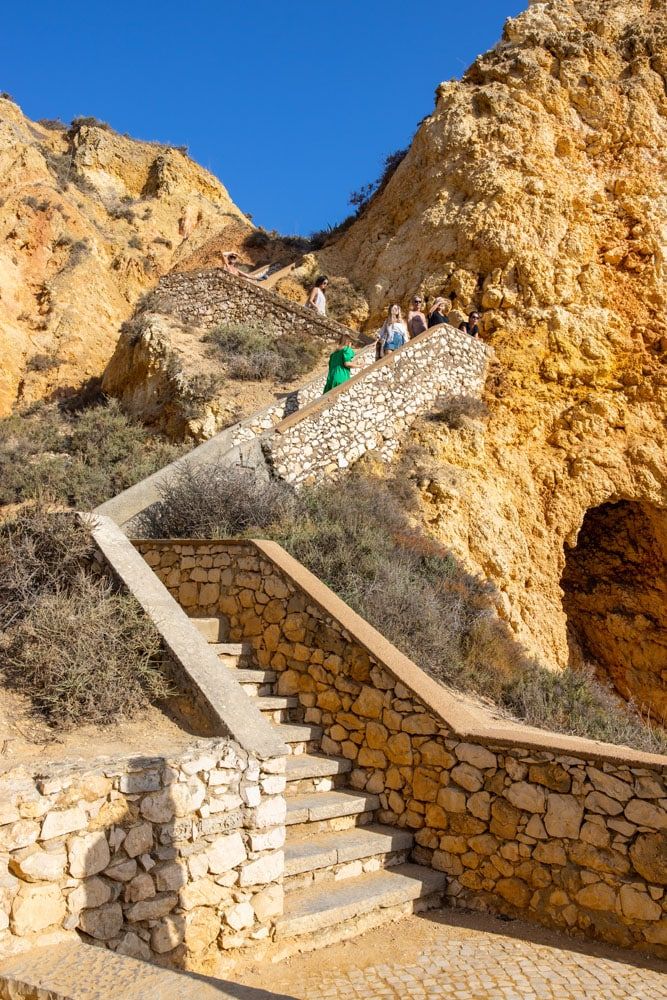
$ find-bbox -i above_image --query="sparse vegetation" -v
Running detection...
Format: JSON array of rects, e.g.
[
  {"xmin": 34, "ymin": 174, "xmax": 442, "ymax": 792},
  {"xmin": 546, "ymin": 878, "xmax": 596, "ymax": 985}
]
[
  {"xmin": 109, "ymin": 203, "xmax": 136, "ymax": 223},
  {"xmin": 204, "ymin": 323, "xmax": 321, "ymax": 382},
  {"xmin": 140, "ymin": 465, "xmax": 666, "ymax": 754},
  {"xmin": 22, "ymin": 195, "xmax": 50, "ymax": 212},
  {"xmin": 432, "ymin": 394, "xmax": 489, "ymax": 428},
  {"xmin": 349, "ymin": 147, "xmax": 409, "ymax": 216},
  {"xmin": 0, "ymin": 398, "xmax": 184, "ymax": 509},
  {"xmin": 0, "ymin": 509, "xmax": 167, "ymax": 727},
  {"xmin": 128, "ymin": 235, "xmax": 143, "ymax": 249},
  {"xmin": 152, "ymin": 235, "xmax": 172, "ymax": 248},
  {"xmin": 69, "ymin": 116, "xmax": 111, "ymax": 133},
  {"xmin": 26, "ymin": 353, "xmax": 63, "ymax": 373}
]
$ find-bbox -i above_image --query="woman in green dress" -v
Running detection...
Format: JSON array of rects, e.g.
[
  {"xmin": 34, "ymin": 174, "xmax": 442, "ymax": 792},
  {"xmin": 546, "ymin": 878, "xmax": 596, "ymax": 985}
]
[{"xmin": 322, "ymin": 338, "xmax": 363, "ymax": 393}]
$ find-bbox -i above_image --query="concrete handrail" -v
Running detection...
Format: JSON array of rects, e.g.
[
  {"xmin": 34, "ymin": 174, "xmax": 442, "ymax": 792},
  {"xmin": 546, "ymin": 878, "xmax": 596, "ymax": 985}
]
[{"xmin": 88, "ymin": 516, "xmax": 287, "ymax": 761}]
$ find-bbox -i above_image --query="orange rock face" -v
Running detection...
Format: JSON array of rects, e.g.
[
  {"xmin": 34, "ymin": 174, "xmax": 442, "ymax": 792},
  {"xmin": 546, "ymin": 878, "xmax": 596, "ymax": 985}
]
[
  {"xmin": 321, "ymin": 0, "xmax": 667, "ymax": 715},
  {"xmin": 0, "ymin": 98, "xmax": 248, "ymax": 416}
]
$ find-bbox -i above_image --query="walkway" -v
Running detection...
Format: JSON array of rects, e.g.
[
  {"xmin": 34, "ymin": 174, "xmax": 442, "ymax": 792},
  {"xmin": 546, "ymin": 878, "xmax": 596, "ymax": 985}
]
[{"xmin": 235, "ymin": 910, "xmax": 667, "ymax": 999}]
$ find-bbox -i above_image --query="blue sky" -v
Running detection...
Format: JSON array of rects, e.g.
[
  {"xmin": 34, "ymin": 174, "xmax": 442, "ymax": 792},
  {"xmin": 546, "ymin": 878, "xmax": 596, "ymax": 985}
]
[{"xmin": 2, "ymin": 1, "xmax": 525, "ymax": 234}]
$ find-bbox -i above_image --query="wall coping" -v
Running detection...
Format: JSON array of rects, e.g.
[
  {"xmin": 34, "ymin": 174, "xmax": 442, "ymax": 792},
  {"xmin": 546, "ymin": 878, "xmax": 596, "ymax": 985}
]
[
  {"xmin": 133, "ymin": 537, "xmax": 667, "ymax": 771},
  {"xmin": 87, "ymin": 516, "xmax": 287, "ymax": 761},
  {"xmin": 273, "ymin": 322, "xmax": 491, "ymax": 436},
  {"xmin": 158, "ymin": 266, "xmax": 372, "ymax": 346}
]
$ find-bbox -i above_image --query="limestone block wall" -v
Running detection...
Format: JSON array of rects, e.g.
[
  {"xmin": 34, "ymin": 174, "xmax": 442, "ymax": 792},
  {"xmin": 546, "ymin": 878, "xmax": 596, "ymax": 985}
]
[
  {"xmin": 0, "ymin": 739, "xmax": 285, "ymax": 969},
  {"xmin": 156, "ymin": 268, "xmax": 362, "ymax": 343},
  {"xmin": 264, "ymin": 325, "xmax": 490, "ymax": 485},
  {"xmin": 136, "ymin": 539, "xmax": 667, "ymax": 959}
]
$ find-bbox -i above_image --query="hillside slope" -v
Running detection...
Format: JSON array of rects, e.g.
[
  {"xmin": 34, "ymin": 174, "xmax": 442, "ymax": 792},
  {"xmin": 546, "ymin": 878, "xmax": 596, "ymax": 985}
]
[
  {"xmin": 320, "ymin": 0, "xmax": 667, "ymax": 720},
  {"xmin": 0, "ymin": 97, "xmax": 249, "ymax": 415}
]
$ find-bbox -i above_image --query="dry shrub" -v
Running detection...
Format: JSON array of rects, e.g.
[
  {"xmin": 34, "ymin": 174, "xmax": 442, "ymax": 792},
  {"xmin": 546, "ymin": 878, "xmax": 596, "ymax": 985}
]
[
  {"xmin": 432, "ymin": 394, "xmax": 489, "ymax": 428},
  {"xmin": 0, "ymin": 509, "xmax": 166, "ymax": 727},
  {"xmin": 142, "ymin": 464, "xmax": 665, "ymax": 753},
  {"xmin": 139, "ymin": 464, "xmax": 296, "ymax": 539},
  {"xmin": 0, "ymin": 398, "xmax": 184, "ymax": 509},
  {"xmin": 204, "ymin": 323, "xmax": 320, "ymax": 382}
]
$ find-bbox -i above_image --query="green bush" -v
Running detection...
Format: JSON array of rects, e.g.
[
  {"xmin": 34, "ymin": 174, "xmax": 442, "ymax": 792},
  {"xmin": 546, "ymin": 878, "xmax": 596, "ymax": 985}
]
[
  {"xmin": 204, "ymin": 323, "xmax": 320, "ymax": 382},
  {"xmin": 0, "ymin": 509, "xmax": 167, "ymax": 727},
  {"xmin": 0, "ymin": 398, "xmax": 183, "ymax": 509},
  {"xmin": 141, "ymin": 464, "xmax": 666, "ymax": 754}
]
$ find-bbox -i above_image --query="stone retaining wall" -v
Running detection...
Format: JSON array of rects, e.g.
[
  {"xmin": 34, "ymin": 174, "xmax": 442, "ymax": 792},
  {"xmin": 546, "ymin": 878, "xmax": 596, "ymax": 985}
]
[
  {"xmin": 265, "ymin": 324, "xmax": 490, "ymax": 485},
  {"xmin": 0, "ymin": 739, "xmax": 286, "ymax": 970},
  {"xmin": 136, "ymin": 539, "xmax": 667, "ymax": 959},
  {"xmin": 156, "ymin": 268, "xmax": 364, "ymax": 344}
]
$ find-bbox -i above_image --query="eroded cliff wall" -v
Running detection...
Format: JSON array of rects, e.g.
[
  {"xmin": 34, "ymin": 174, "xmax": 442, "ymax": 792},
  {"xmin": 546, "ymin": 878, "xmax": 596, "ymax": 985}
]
[
  {"xmin": 320, "ymin": 0, "xmax": 667, "ymax": 717},
  {"xmin": 0, "ymin": 98, "xmax": 248, "ymax": 415}
]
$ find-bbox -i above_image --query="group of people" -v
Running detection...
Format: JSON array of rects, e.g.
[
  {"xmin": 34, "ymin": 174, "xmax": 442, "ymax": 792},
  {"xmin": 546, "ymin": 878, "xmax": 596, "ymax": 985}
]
[
  {"xmin": 375, "ymin": 295, "xmax": 480, "ymax": 358},
  {"xmin": 320, "ymin": 280, "xmax": 482, "ymax": 394}
]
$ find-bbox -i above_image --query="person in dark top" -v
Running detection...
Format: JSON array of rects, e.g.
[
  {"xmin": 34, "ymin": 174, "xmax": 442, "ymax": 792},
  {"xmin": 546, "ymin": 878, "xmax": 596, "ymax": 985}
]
[
  {"xmin": 427, "ymin": 297, "xmax": 450, "ymax": 329},
  {"xmin": 407, "ymin": 296, "xmax": 428, "ymax": 338},
  {"xmin": 460, "ymin": 311, "xmax": 481, "ymax": 337}
]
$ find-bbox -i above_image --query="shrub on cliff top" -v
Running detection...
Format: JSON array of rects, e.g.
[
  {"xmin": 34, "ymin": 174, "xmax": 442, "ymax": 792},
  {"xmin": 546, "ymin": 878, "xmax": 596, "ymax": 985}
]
[
  {"xmin": 204, "ymin": 323, "xmax": 320, "ymax": 382},
  {"xmin": 0, "ymin": 509, "xmax": 167, "ymax": 727},
  {"xmin": 141, "ymin": 464, "xmax": 666, "ymax": 754}
]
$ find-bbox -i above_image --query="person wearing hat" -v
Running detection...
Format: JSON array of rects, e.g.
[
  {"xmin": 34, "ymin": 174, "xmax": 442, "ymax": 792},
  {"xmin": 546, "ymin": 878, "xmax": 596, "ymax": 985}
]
[
  {"xmin": 460, "ymin": 311, "xmax": 481, "ymax": 337},
  {"xmin": 427, "ymin": 297, "xmax": 451, "ymax": 328}
]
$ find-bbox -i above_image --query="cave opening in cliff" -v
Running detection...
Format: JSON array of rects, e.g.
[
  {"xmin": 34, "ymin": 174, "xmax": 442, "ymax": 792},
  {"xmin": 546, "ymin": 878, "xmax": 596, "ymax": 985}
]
[{"xmin": 561, "ymin": 501, "xmax": 667, "ymax": 728}]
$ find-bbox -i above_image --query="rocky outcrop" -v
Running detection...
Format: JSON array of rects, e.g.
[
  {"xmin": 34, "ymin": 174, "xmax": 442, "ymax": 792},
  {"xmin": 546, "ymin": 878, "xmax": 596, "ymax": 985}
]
[
  {"xmin": 318, "ymin": 0, "xmax": 667, "ymax": 717},
  {"xmin": 0, "ymin": 98, "xmax": 248, "ymax": 415}
]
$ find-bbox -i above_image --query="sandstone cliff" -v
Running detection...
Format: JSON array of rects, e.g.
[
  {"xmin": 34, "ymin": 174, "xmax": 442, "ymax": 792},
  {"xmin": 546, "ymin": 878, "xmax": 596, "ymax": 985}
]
[
  {"xmin": 320, "ymin": 0, "xmax": 667, "ymax": 720},
  {"xmin": 0, "ymin": 98, "xmax": 249, "ymax": 415}
]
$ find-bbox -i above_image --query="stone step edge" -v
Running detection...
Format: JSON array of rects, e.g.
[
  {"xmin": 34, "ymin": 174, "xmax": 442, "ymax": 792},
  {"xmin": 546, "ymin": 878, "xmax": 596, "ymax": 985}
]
[
  {"xmin": 284, "ymin": 824, "xmax": 413, "ymax": 877},
  {"xmin": 275, "ymin": 863, "xmax": 446, "ymax": 938},
  {"xmin": 273, "ymin": 723, "xmax": 323, "ymax": 744},
  {"xmin": 285, "ymin": 754, "xmax": 352, "ymax": 781},
  {"xmin": 286, "ymin": 790, "xmax": 380, "ymax": 825}
]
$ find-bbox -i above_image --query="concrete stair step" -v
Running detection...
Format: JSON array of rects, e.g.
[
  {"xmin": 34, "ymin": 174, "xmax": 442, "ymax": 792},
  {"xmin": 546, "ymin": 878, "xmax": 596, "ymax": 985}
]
[
  {"xmin": 285, "ymin": 824, "xmax": 413, "ymax": 877},
  {"xmin": 275, "ymin": 864, "xmax": 446, "ymax": 938},
  {"xmin": 209, "ymin": 641, "xmax": 252, "ymax": 656},
  {"xmin": 286, "ymin": 789, "xmax": 380, "ymax": 826},
  {"xmin": 272, "ymin": 722, "xmax": 323, "ymax": 756},
  {"xmin": 0, "ymin": 940, "xmax": 238, "ymax": 999},
  {"xmin": 188, "ymin": 616, "xmax": 226, "ymax": 642},
  {"xmin": 285, "ymin": 753, "xmax": 352, "ymax": 783},
  {"xmin": 256, "ymin": 695, "xmax": 298, "ymax": 711},
  {"xmin": 234, "ymin": 668, "xmax": 277, "ymax": 684}
]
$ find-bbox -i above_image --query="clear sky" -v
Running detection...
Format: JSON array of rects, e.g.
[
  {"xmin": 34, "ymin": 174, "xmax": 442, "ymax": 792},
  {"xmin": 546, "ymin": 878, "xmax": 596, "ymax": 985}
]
[{"xmin": 2, "ymin": 1, "xmax": 526, "ymax": 235}]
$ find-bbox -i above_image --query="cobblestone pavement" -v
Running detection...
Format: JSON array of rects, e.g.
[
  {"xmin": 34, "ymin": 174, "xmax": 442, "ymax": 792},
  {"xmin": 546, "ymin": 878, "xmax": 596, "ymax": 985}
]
[
  {"xmin": 300, "ymin": 939, "xmax": 666, "ymax": 999},
  {"xmin": 237, "ymin": 912, "xmax": 667, "ymax": 1000}
]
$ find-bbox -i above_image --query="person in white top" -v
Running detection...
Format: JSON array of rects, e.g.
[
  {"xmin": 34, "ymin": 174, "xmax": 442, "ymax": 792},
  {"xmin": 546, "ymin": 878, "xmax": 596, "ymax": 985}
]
[
  {"xmin": 378, "ymin": 304, "xmax": 409, "ymax": 357},
  {"xmin": 307, "ymin": 275, "xmax": 329, "ymax": 316}
]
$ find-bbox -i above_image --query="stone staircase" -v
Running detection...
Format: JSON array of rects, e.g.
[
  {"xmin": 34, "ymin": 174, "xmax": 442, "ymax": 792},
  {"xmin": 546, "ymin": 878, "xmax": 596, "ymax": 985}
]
[{"xmin": 190, "ymin": 616, "xmax": 446, "ymax": 950}]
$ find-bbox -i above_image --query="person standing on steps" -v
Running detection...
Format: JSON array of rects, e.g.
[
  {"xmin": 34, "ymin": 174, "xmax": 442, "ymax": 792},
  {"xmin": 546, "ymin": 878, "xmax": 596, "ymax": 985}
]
[
  {"xmin": 307, "ymin": 275, "xmax": 329, "ymax": 316},
  {"xmin": 322, "ymin": 336, "xmax": 363, "ymax": 393},
  {"xmin": 460, "ymin": 310, "xmax": 481, "ymax": 337},
  {"xmin": 407, "ymin": 295, "xmax": 428, "ymax": 339},
  {"xmin": 378, "ymin": 304, "xmax": 409, "ymax": 356},
  {"xmin": 427, "ymin": 297, "xmax": 451, "ymax": 328}
]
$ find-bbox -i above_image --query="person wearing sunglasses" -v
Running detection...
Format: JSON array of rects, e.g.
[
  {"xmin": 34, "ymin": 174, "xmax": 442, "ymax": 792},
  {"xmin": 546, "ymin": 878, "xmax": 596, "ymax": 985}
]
[
  {"xmin": 407, "ymin": 295, "xmax": 428, "ymax": 338},
  {"xmin": 460, "ymin": 311, "xmax": 481, "ymax": 337},
  {"xmin": 307, "ymin": 275, "xmax": 329, "ymax": 316}
]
